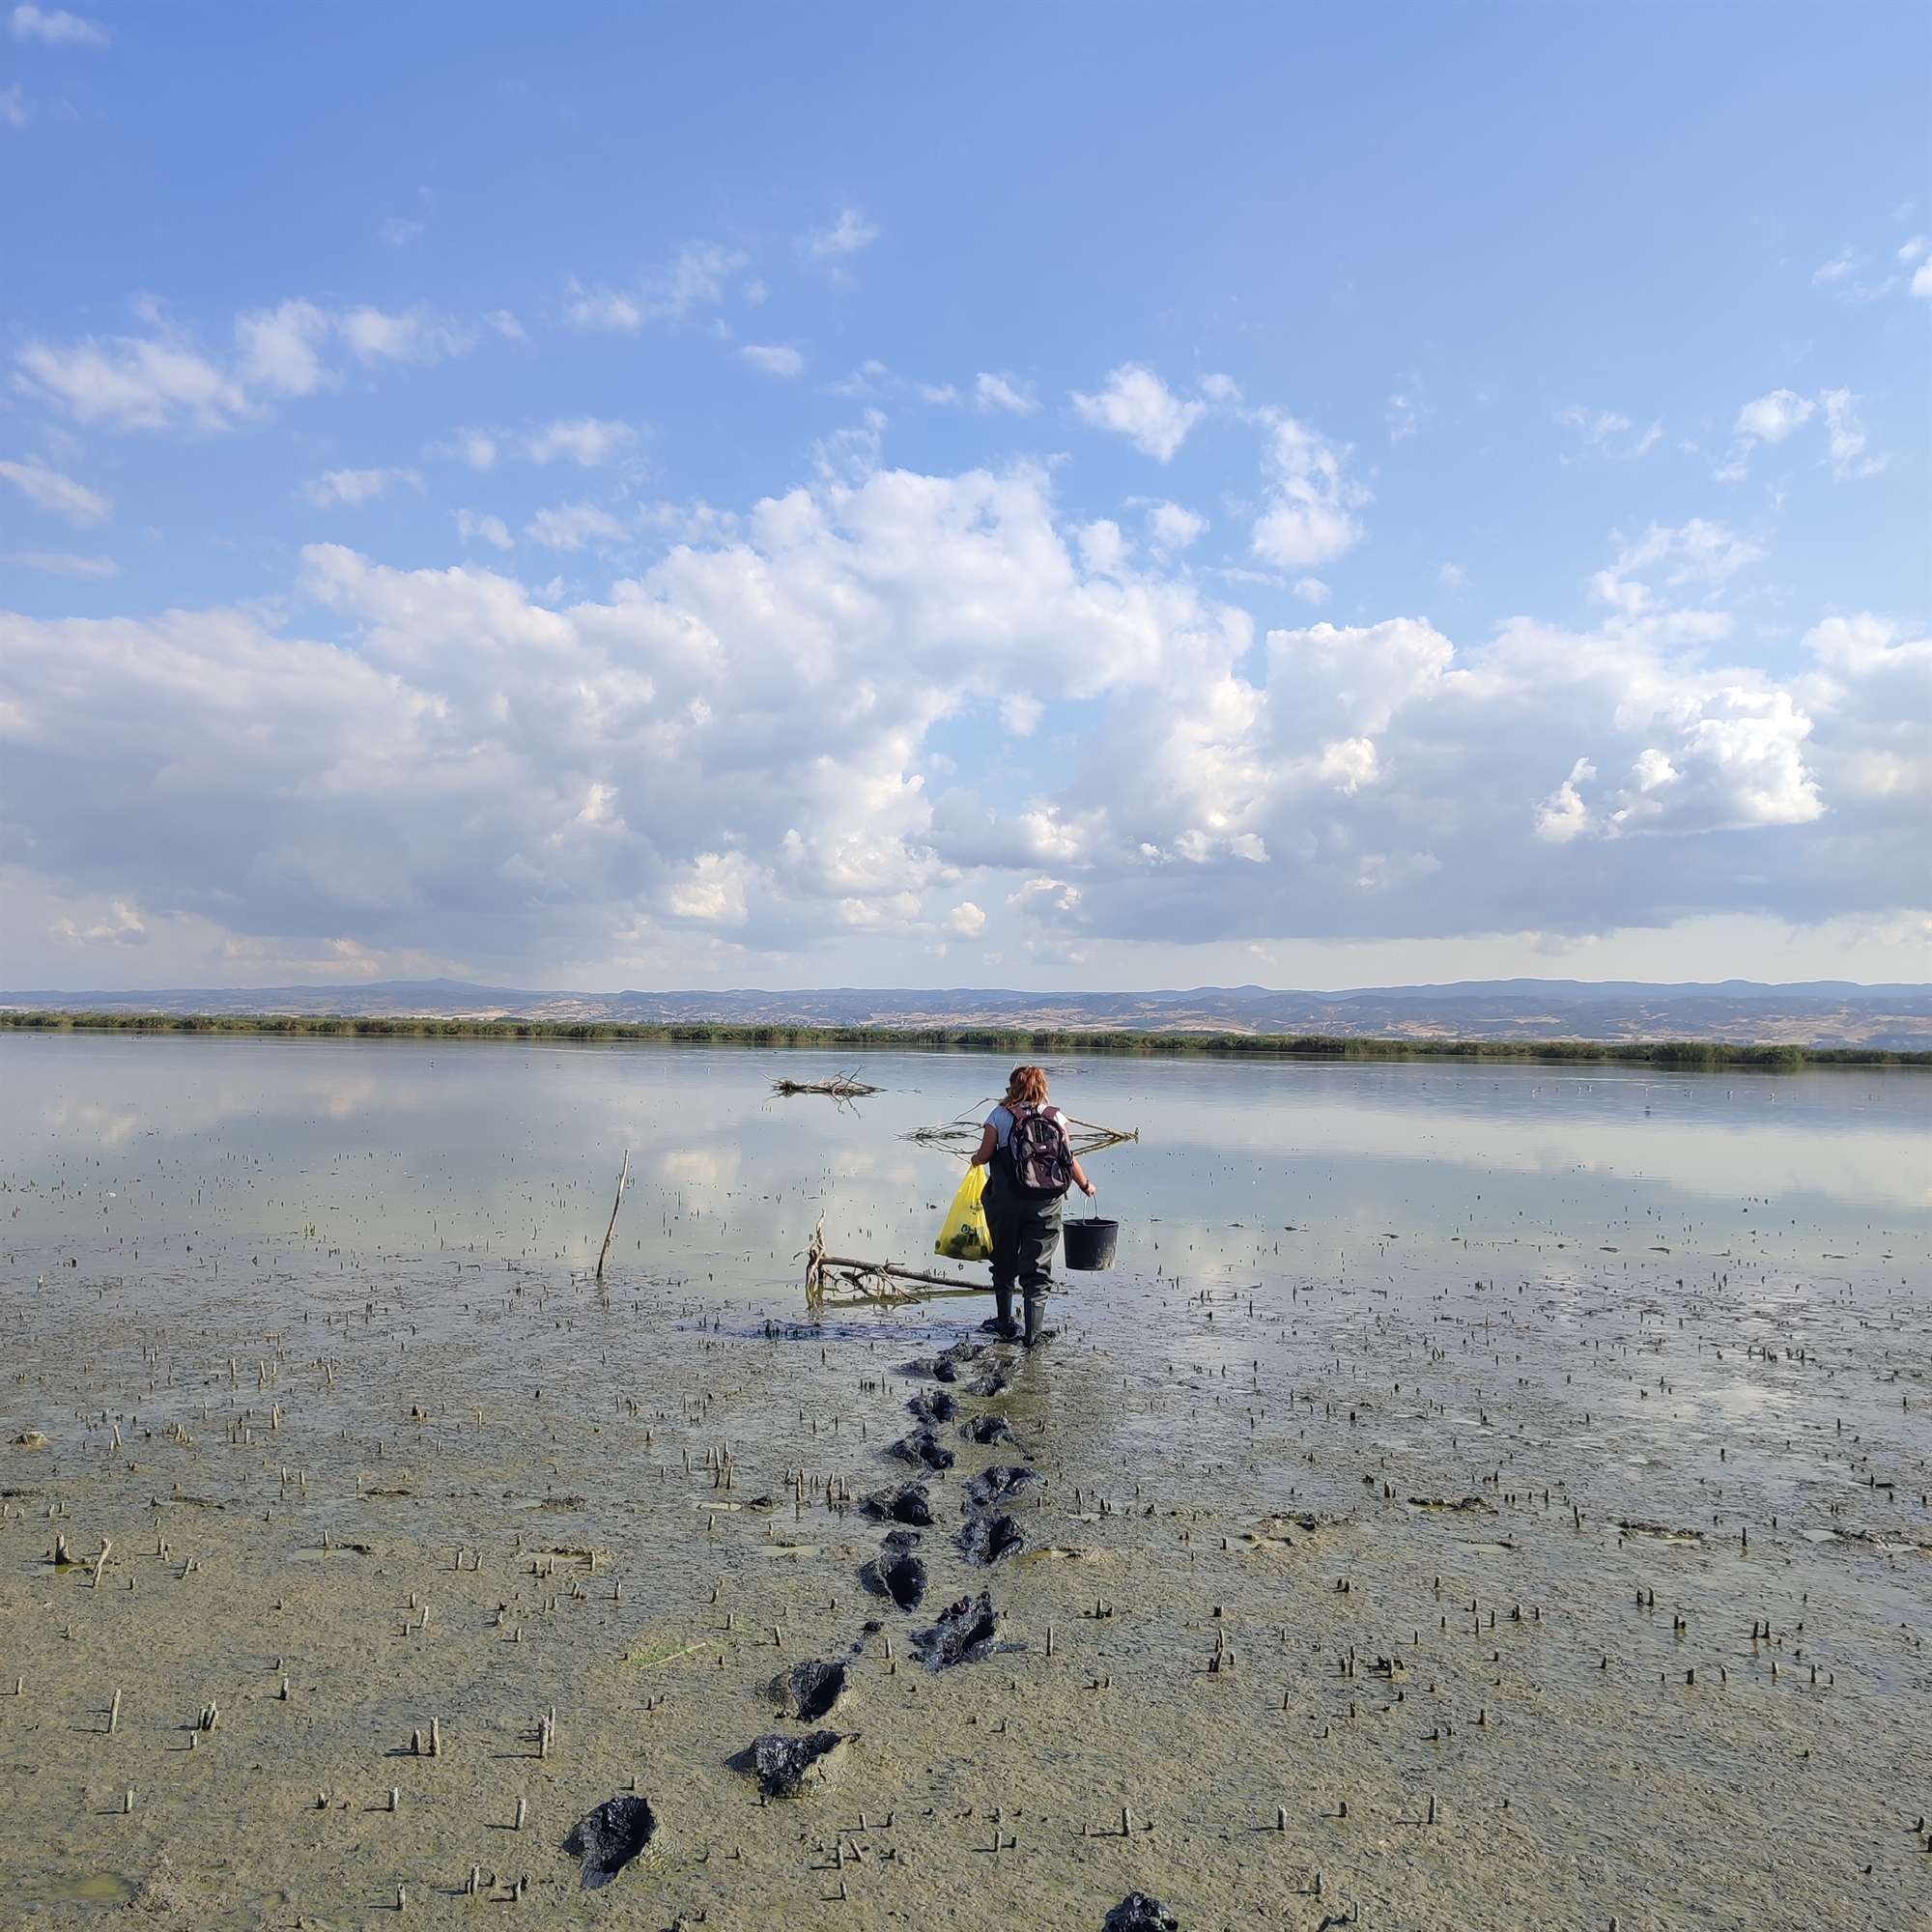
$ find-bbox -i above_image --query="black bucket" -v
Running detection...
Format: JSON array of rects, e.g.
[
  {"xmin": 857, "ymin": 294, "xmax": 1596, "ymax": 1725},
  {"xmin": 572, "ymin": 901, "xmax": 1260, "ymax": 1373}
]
[{"xmin": 1062, "ymin": 1216, "xmax": 1119, "ymax": 1271}]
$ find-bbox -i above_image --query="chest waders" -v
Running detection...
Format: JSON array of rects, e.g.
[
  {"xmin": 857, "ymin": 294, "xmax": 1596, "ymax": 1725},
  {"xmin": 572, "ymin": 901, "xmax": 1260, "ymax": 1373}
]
[{"xmin": 982, "ymin": 1160, "xmax": 1065, "ymax": 1345}]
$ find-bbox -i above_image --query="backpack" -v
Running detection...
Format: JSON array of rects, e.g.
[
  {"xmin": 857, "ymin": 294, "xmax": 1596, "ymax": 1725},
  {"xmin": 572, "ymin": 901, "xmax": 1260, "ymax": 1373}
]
[{"xmin": 1006, "ymin": 1103, "xmax": 1074, "ymax": 1199}]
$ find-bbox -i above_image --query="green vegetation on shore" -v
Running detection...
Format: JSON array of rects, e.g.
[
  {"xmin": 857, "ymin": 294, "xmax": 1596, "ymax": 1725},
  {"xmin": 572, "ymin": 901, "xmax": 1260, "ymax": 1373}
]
[{"xmin": 1, "ymin": 1009, "xmax": 1921, "ymax": 1067}]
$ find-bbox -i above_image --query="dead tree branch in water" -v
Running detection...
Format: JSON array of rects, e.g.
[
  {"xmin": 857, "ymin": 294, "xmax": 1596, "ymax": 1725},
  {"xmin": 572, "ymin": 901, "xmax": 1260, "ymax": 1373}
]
[
  {"xmin": 901, "ymin": 1104, "xmax": 1138, "ymax": 1157},
  {"xmin": 802, "ymin": 1213, "xmax": 989, "ymax": 1312},
  {"xmin": 772, "ymin": 1070, "xmax": 882, "ymax": 1098}
]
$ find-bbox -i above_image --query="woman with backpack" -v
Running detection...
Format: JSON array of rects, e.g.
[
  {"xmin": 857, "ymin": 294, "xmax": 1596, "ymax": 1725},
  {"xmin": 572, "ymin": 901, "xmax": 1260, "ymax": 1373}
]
[{"xmin": 968, "ymin": 1064, "xmax": 1096, "ymax": 1346}]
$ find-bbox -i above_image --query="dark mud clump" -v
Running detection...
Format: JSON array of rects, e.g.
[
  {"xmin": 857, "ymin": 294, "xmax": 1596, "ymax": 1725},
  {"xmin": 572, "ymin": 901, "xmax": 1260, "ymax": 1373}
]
[
  {"xmin": 957, "ymin": 1510, "xmax": 1024, "ymax": 1567},
  {"xmin": 749, "ymin": 1728, "xmax": 852, "ymax": 1797},
  {"xmin": 931, "ymin": 1339, "xmax": 984, "ymax": 1382},
  {"xmin": 777, "ymin": 1657, "xmax": 847, "ymax": 1721},
  {"xmin": 563, "ymin": 1794, "xmax": 657, "ymax": 1889},
  {"xmin": 960, "ymin": 1414, "xmax": 1016, "ymax": 1446},
  {"xmin": 861, "ymin": 1530, "xmax": 926, "ymax": 1609},
  {"xmin": 887, "ymin": 1427, "xmax": 955, "ymax": 1471},
  {"xmin": 1104, "ymin": 1894, "xmax": 1179, "ymax": 1932},
  {"xmin": 967, "ymin": 1463, "xmax": 1041, "ymax": 1510},
  {"xmin": 907, "ymin": 1388, "xmax": 957, "ymax": 1426},
  {"xmin": 857, "ymin": 1481, "xmax": 932, "ymax": 1526},
  {"xmin": 866, "ymin": 1553, "xmax": 925, "ymax": 1610},
  {"xmin": 912, "ymin": 1590, "xmax": 1008, "ymax": 1669},
  {"xmin": 965, "ymin": 1366, "xmax": 1010, "ymax": 1398}
]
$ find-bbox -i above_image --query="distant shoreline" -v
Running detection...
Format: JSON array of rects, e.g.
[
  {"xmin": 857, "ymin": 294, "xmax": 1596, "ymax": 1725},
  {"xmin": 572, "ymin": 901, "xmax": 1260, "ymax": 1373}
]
[{"xmin": 2, "ymin": 1009, "xmax": 1923, "ymax": 1067}]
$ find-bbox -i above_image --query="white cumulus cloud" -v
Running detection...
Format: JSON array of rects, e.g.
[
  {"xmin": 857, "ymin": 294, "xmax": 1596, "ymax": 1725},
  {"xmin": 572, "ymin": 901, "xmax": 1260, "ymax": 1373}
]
[
  {"xmin": 1071, "ymin": 364, "xmax": 1204, "ymax": 462},
  {"xmin": 0, "ymin": 475, "xmax": 1911, "ymax": 975},
  {"xmin": 1145, "ymin": 501, "xmax": 1206, "ymax": 552},
  {"xmin": 1250, "ymin": 416, "xmax": 1365, "ymax": 568},
  {"xmin": 1734, "ymin": 389, "xmax": 1813, "ymax": 442}
]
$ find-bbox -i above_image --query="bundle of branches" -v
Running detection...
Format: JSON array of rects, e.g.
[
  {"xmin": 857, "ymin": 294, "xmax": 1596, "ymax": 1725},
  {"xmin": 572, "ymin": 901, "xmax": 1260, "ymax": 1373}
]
[
  {"xmin": 901, "ymin": 1102, "xmax": 1139, "ymax": 1157},
  {"xmin": 772, "ymin": 1070, "xmax": 882, "ymax": 1098}
]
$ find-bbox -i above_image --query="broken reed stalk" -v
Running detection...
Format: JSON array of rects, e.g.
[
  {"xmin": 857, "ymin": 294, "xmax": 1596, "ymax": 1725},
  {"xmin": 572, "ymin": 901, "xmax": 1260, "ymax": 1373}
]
[{"xmin": 594, "ymin": 1150, "xmax": 631, "ymax": 1285}]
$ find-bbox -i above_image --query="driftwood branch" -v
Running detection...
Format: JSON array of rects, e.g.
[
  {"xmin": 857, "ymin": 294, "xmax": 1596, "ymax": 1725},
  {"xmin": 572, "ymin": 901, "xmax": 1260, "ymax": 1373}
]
[
  {"xmin": 901, "ymin": 1105, "xmax": 1139, "ymax": 1157},
  {"xmin": 772, "ymin": 1069, "xmax": 882, "ymax": 1098},
  {"xmin": 802, "ymin": 1212, "xmax": 989, "ymax": 1312},
  {"xmin": 594, "ymin": 1149, "xmax": 630, "ymax": 1283}
]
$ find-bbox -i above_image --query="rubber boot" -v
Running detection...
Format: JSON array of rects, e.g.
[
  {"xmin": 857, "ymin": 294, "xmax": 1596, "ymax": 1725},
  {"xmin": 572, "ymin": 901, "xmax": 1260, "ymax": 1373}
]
[
  {"xmin": 1022, "ymin": 1290, "xmax": 1047, "ymax": 1348},
  {"xmin": 988, "ymin": 1286, "xmax": 1019, "ymax": 1342}
]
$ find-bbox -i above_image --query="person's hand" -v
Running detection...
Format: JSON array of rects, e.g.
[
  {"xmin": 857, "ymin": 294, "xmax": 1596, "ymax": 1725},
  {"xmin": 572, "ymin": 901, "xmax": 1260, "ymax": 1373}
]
[{"xmin": 1084, "ymin": 1180, "xmax": 1098, "ymax": 1198}]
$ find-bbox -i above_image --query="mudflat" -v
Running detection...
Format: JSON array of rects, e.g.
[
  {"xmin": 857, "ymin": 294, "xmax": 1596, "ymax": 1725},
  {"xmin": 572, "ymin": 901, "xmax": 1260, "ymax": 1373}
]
[{"xmin": 1, "ymin": 1041, "xmax": 1926, "ymax": 1929}]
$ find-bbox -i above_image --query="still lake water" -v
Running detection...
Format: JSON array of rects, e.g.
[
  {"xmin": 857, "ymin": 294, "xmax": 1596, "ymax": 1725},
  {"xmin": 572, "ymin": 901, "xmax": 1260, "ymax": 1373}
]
[{"xmin": 3, "ymin": 1032, "xmax": 1923, "ymax": 1311}]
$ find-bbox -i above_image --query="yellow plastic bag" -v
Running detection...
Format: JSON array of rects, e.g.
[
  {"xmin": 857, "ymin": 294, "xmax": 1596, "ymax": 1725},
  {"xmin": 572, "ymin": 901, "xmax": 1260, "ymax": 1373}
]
[{"xmin": 934, "ymin": 1163, "xmax": 993, "ymax": 1262}]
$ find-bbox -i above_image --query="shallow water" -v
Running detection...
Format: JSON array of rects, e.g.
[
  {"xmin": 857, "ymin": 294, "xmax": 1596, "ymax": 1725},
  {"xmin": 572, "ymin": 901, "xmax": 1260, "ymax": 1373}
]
[
  {"xmin": 1, "ymin": 1035, "xmax": 1927, "ymax": 1930},
  {"xmin": 5, "ymin": 1033, "xmax": 1922, "ymax": 1294}
]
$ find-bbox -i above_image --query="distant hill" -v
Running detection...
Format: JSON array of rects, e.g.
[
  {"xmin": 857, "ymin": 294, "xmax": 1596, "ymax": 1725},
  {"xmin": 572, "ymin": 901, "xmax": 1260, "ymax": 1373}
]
[{"xmin": 4, "ymin": 979, "xmax": 1927, "ymax": 1049}]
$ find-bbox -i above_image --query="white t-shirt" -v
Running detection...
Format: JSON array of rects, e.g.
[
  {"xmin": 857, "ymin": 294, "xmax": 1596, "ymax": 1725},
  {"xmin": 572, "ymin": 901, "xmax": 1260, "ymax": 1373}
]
[{"xmin": 986, "ymin": 1102, "xmax": 1067, "ymax": 1150}]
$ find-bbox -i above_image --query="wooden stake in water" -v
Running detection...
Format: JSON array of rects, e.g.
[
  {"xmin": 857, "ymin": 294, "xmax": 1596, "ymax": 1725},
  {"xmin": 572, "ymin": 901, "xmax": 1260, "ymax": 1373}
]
[{"xmin": 595, "ymin": 1151, "xmax": 631, "ymax": 1284}]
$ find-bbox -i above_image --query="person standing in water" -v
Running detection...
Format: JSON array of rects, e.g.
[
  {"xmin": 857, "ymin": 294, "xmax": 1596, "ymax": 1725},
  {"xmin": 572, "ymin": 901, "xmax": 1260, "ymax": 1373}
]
[{"xmin": 969, "ymin": 1065, "xmax": 1096, "ymax": 1345}]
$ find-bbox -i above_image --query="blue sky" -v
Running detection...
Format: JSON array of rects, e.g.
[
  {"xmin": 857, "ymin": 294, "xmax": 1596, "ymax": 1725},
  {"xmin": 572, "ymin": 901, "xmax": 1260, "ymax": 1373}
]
[{"xmin": 1, "ymin": 1, "xmax": 1926, "ymax": 992}]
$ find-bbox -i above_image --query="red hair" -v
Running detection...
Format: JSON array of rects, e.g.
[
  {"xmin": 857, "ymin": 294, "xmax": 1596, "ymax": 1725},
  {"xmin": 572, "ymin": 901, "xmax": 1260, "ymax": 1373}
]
[{"xmin": 1005, "ymin": 1065, "xmax": 1048, "ymax": 1106}]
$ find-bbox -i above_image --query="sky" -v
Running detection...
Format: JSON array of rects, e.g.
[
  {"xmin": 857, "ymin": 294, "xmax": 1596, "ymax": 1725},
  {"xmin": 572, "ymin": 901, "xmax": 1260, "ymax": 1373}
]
[{"xmin": 1, "ymin": 1, "xmax": 1926, "ymax": 994}]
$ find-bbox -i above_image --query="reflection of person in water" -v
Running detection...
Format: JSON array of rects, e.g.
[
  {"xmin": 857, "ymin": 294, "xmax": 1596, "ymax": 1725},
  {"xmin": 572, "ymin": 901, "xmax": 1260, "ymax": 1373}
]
[{"xmin": 969, "ymin": 1064, "xmax": 1095, "ymax": 1346}]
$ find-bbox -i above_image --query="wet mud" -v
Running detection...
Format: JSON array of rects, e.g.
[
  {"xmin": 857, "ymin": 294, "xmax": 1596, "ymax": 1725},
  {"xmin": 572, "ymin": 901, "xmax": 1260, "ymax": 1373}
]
[
  {"xmin": 2, "ymin": 1048, "xmax": 1928, "ymax": 1931},
  {"xmin": 860, "ymin": 1531, "xmax": 927, "ymax": 1610},
  {"xmin": 774, "ymin": 1658, "xmax": 847, "ymax": 1722},
  {"xmin": 886, "ymin": 1426, "xmax": 955, "ymax": 1471},
  {"xmin": 1106, "ymin": 1892, "xmax": 1180, "ymax": 1931},
  {"xmin": 563, "ymin": 1793, "xmax": 656, "ymax": 1889},
  {"xmin": 912, "ymin": 1590, "xmax": 1009, "ymax": 1669},
  {"xmin": 968, "ymin": 1463, "xmax": 1042, "ymax": 1509},
  {"xmin": 957, "ymin": 1510, "xmax": 1024, "ymax": 1567},
  {"xmin": 746, "ymin": 1728, "xmax": 853, "ymax": 1798},
  {"xmin": 857, "ymin": 1480, "xmax": 932, "ymax": 1525},
  {"xmin": 961, "ymin": 1413, "xmax": 1017, "ymax": 1446}
]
